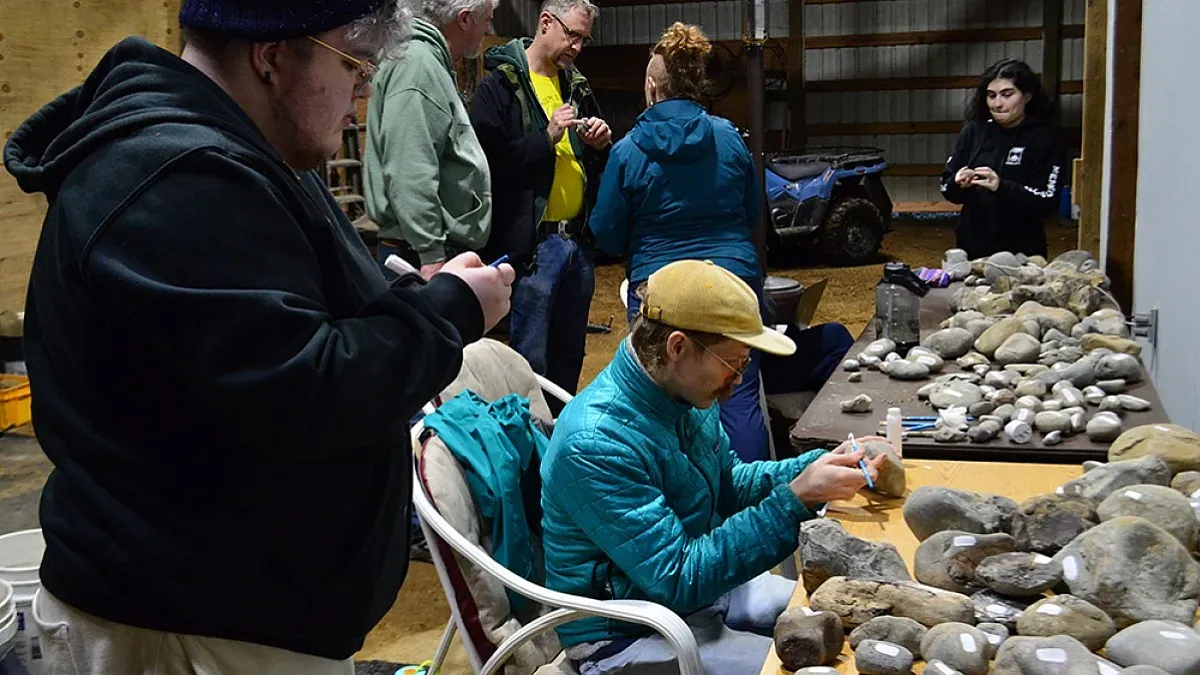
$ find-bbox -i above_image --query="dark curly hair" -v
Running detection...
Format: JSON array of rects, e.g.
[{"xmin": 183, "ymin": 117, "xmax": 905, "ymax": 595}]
[
  {"xmin": 966, "ymin": 58, "xmax": 1055, "ymax": 124},
  {"xmin": 650, "ymin": 22, "xmax": 711, "ymax": 101}
]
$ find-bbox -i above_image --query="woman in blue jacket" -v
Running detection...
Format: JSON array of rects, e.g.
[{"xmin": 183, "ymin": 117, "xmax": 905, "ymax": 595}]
[{"xmin": 589, "ymin": 23, "xmax": 850, "ymax": 462}]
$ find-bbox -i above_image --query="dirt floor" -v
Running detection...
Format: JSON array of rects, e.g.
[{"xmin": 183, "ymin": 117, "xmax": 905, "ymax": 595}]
[{"xmin": 356, "ymin": 218, "xmax": 1080, "ymax": 669}]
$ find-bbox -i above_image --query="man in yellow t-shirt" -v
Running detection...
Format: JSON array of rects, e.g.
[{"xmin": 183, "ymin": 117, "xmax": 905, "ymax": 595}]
[{"xmin": 470, "ymin": 0, "xmax": 611, "ymax": 398}]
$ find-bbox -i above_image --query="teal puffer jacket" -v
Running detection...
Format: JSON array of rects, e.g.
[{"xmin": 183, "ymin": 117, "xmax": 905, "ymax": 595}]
[{"xmin": 540, "ymin": 340, "xmax": 826, "ymax": 646}]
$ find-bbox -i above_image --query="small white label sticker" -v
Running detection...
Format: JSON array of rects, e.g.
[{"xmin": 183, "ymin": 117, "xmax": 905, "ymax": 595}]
[
  {"xmin": 953, "ymin": 535, "xmax": 977, "ymax": 547},
  {"xmin": 948, "ymin": 389, "xmax": 963, "ymax": 397},
  {"xmin": 918, "ymin": 356, "xmax": 937, "ymax": 367},
  {"xmin": 1055, "ymin": 486, "xmax": 1066, "ymax": 495},
  {"xmin": 1037, "ymin": 604, "xmax": 1064, "ymax": 616},
  {"xmin": 960, "ymin": 634, "xmax": 977, "ymax": 653},
  {"xmin": 935, "ymin": 663, "xmax": 955, "ymax": 675},
  {"xmin": 1063, "ymin": 556, "xmax": 1079, "ymax": 581},
  {"xmin": 1036, "ymin": 648, "xmax": 1068, "ymax": 664},
  {"xmin": 1123, "ymin": 490, "xmax": 1143, "ymax": 501},
  {"xmin": 874, "ymin": 643, "xmax": 901, "ymax": 657},
  {"xmin": 1160, "ymin": 631, "xmax": 1191, "ymax": 641},
  {"xmin": 986, "ymin": 634, "xmax": 1002, "ymax": 645},
  {"xmin": 801, "ymin": 607, "xmax": 817, "ymax": 616},
  {"xmin": 1156, "ymin": 425, "xmax": 1171, "ymax": 432},
  {"xmin": 1098, "ymin": 662, "xmax": 1120, "ymax": 675},
  {"xmin": 1192, "ymin": 488, "xmax": 1200, "ymax": 499},
  {"xmin": 987, "ymin": 604, "xmax": 1010, "ymax": 615},
  {"xmin": 1035, "ymin": 555, "xmax": 1053, "ymax": 564}
]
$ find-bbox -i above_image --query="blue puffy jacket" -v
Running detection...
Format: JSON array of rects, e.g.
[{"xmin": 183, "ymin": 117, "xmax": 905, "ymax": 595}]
[
  {"xmin": 589, "ymin": 98, "xmax": 762, "ymax": 284},
  {"xmin": 540, "ymin": 341, "xmax": 825, "ymax": 646}
]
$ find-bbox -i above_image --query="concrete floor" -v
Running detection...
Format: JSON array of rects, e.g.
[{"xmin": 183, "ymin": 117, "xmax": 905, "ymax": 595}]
[{"xmin": 0, "ymin": 220, "xmax": 1079, "ymax": 671}]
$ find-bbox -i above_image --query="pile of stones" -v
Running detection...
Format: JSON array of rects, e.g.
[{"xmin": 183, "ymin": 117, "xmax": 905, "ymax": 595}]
[
  {"xmin": 773, "ymin": 426, "xmax": 1200, "ymax": 675},
  {"xmin": 840, "ymin": 249, "xmax": 1153, "ymax": 446}
]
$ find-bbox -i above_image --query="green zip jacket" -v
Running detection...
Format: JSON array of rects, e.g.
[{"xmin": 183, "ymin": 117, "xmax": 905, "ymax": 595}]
[{"xmin": 365, "ymin": 18, "xmax": 492, "ymax": 264}]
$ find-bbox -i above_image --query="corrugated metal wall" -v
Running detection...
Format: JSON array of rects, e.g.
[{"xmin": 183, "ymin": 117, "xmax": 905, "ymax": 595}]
[{"xmin": 495, "ymin": 0, "xmax": 1086, "ymax": 204}]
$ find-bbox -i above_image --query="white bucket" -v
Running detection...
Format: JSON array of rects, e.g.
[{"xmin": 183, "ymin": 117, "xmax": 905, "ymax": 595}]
[
  {"xmin": 0, "ymin": 608, "xmax": 17, "ymax": 661},
  {"xmin": 0, "ymin": 530, "xmax": 45, "ymax": 675}
]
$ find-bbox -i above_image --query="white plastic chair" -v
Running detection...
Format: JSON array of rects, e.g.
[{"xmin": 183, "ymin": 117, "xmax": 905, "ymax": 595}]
[{"xmin": 411, "ymin": 339, "xmax": 701, "ymax": 675}]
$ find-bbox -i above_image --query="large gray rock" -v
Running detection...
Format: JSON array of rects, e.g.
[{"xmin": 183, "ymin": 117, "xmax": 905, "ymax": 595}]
[
  {"xmin": 986, "ymin": 252, "xmax": 1022, "ymax": 282},
  {"xmin": 997, "ymin": 333, "xmax": 1044, "ymax": 365},
  {"xmin": 1016, "ymin": 595, "xmax": 1116, "ymax": 652},
  {"xmin": 920, "ymin": 623, "xmax": 990, "ymax": 675},
  {"xmin": 1108, "ymin": 424, "xmax": 1200, "ymax": 475},
  {"xmin": 1011, "ymin": 494, "xmax": 1098, "ymax": 555},
  {"xmin": 976, "ymin": 552, "xmax": 1063, "ymax": 596},
  {"xmin": 774, "ymin": 607, "xmax": 845, "ymax": 670},
  {"xmin": 849, "ymin": 616, "xmax": 928, "ymax": 658},
  {"xmin": 951, "ymin": 310, "xmax": 987, "ymax": 329},
  {"xmin": 1076, "ymin": 309, "xmax": 1129, "ymax": 339},
  {"xmin": 1095, "ymin": 354, "xmax": 1144, "ymax": 383},
  {"xmin": 1058, "ymin": 455, "xmax": 1172, "ymax": 503},
  {"xmin": 1054, "ymin": 517, "xmax": 1200, "ymax": 627},
  {"xmin": 855, "ymin": 640, "xmax": 914, "ymax": 675},
  {"xmin": 903, "ymin": 486, "xmax": 1018, "ymax": 541},
  {"xmin": 861, "ymin": 440, "xmax": 906, "ymax": 498},
  {"xmin": 1016, "ymin": 303, "xmax": 1081, "ymax": 335},
  {"xmin": 924, "ymin": 328, "xmax": 978, "ymax": 360},
  {"xmin": 914, "ymin": 530, "xmax": 1016, "ymax": 594},
  {"xmin": 1105, "ymin": 620, "xmax": 1200, "ymax": 675},
  {"xmin": 1088, "ymin": 413, "xmax": 1125, "ymax": 443},
  {"xmin": 1096, "ymin": 484, "xmax": 1198, "ymax": 549},
  {"xmin": 972, "ymin": 590, "xmax": 1032, "ymax": 629},
  {"xmin": 1062, "ymin": 359, "xmax": 1097, "ymax": 388},
  {"xmin": 930, "ymin": 382, "xmax": 985, "ymax": 410},
  {"xmin": 994, "ymin": 635, "xmax": 1101, "ymax": 675},
  {"xmin": 883, "ymin": 359, "xmax": 931, "ymax": 381},
  {"xmin": 908, "ymin": 347, "xmax": 947, "ymax": 373},
  {"xmin": 1036, "ymin": 411, "xmax": 1073, "ymax": 434},
  {"xmin": 977, "ymin": 318, "xmax": 1027, "ymax": 358},
  {"xmin": 864, "ymin": 338, "xmax": 898, "ymax": 358},
  {"xmin": 808, "ymin": 577, "xmax": 975, "ymax": 628},
  {"xmin": 798, "ymin": 519, "xmax": 912, "ymax": 595}
]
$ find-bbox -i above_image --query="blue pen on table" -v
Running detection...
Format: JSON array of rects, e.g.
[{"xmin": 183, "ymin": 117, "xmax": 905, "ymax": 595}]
[
  {"xmin": 847, "ymin": 433, "xmax": 875, "ymax": 489},
  {"xmin": 489, "ymin": 254, "xmax": 510, "ymax": 267}
]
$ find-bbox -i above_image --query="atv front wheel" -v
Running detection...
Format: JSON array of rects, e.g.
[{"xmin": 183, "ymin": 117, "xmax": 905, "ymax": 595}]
[{"xmin": 816, "ymin": 197, "xmax": 884, "ymax": 265}]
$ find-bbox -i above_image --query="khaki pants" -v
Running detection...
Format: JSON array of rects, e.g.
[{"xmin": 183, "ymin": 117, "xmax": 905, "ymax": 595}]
[{"xmin": 32, "ymin": 589, "xmax": 354, "ymax": 675}]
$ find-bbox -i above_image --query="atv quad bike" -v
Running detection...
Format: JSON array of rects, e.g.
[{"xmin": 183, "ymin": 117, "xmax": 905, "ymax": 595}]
[{"xmin": 764, "ymin": 146, "xmax": 893, "ymax": 265}]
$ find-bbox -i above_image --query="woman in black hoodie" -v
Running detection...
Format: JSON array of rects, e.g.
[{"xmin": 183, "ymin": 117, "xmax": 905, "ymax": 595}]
[{"xmin": 941, "ymin": 59, "xmax": 1066, "ymax": 258}]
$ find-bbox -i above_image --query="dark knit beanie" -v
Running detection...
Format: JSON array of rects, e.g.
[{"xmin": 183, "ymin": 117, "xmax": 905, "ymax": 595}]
[{"xmin": 179, "ymin": 0, "xmax": 387, "ymax": 41}]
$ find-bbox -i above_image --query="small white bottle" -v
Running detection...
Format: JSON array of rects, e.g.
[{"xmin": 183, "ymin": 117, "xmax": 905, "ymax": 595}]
[{"xmin": 886, "ymin": 407, "xmax": 903, "ymax": 457}]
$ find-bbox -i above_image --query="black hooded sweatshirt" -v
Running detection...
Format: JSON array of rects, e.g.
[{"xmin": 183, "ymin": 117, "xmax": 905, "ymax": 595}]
[
  {"xmin": 3, "ymin": 37, "xmax": 484, "ymax": 659},
  {"xmin": 940, "ymin": 116, "xmax": 1065, "ymax": 259}
]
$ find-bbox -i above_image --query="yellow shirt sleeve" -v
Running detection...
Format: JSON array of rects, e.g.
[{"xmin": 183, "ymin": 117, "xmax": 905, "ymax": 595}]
[{"xmin": 529, "ymin": 70, "xmax": 585, "ymax": 222}]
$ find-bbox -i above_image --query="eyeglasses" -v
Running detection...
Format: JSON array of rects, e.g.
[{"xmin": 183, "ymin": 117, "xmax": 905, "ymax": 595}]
[
  {"xmin": 306, "ymin": 36, "xmax": 379, "ymax": 92},
  {"xmin": 689, "ymin": 336, "xmax": 751, "ymax": 379},
  {"xmin": 548, "ymin": 13, "xmax": 593, "ymax": 47}
]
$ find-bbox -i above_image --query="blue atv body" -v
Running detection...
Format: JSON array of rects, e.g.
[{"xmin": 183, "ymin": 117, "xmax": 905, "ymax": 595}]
[{"xmin": 765, "ymin": 147, "xmax": 893, "ymax": 264}]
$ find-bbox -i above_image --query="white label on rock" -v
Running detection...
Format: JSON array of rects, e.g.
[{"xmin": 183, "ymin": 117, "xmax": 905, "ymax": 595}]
[
  {"xmin": 1160, "ymin": 631, "xmax": 1191, "ymax": 641},
  {"xmin": 935, "ymin": 663, "xmax": 955, "ymax": 675},
  {"xmin": 874, "ymin": 643, "xmax": 902, "ymax": 657},
  {"xmin": 1063, "ymin": 556, "xmax": 1079, "ymax": 581},
  {"xmin": 918, "ymin": 356, "xmax": 937, "ymax": 367},
  {"xmin": 1156, "ymin": 425, "xmax": 1171, "ymax": 433},
  {"xmin": 1036, "ymin": 649, "xmax": 1068, "ymax": 664},
  {"xmin": 1098, "ymin": 663, "xmax": 1120, "ymax": 675},
  {"xmin": 1192, "ymin": 488, "xmax": 1200, "ymax": 499},
  {"xmin": 1035, "ymin": 554, "xmax": 1053, "ymax": 564},
  {"xmin": 960, "ymin": 634, "xmax": 977, "ymax": 653},
  {"xmin": 947, "ymin": 389, "xmax": 963, "ymax": 397},
  {"xmin": 801, "ymin": 607, "xmax": 817, "ymax": 616},
  {"xmin": 953, "ymin": 535, "xmax": 977, "ymax": 547},
  {"xmin": 987, "ymin": 604, "xmax": 1010, "ymax": 615},
  {"xmin": 1037, "ymin": 604, "xmax": 1064, "ymax": 616},
  {"xmin": 1123, "ymin": 490, "xmax": 1143, "ymax": 501},
  {"xmin": 1055, "ymin": 486, "xmax": 1065, "ymax": 495}
]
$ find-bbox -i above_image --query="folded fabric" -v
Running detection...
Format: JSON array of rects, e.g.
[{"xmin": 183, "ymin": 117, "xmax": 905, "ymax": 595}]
[{"xmin": 917, "ymin": 267, "xmax": 952, "ymax": 288}]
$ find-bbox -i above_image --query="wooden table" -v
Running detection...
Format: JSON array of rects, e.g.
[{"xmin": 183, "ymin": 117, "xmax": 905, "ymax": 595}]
[
  {"xmin": 788, "ymin": 286, "xmax": 1170, "ymax": 463},
  {"xmin": 759, "ymin": 459, "xmax": 1083, "ymax": 675}
]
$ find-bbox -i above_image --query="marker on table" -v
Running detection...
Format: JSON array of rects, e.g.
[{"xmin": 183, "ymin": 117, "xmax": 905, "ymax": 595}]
[
  {"xmin": 847, "ymin": 433, "xmax": 875, "ymax": 490},
  {"xmin": 489, "ymin": 254, "xmax": 510, "ymax": 268}
]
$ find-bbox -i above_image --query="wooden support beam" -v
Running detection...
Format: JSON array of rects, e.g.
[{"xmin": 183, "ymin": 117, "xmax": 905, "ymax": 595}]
[
  {"xmin": 787, "ymin": 0, "xmax": 806, "ymax": 151},
  {"xmin": 808, "ymin": 25, "xmax": 1084, "ymax": 49},
  {"xmin": 1106, "ymin": 0, "xmax": 1141, "ymax": 311},
  {"xmin": 803, "ymin": 76, "xmax": 1083, "ymax": 94},
  {"xmin": 1077, "ymin": 0, "xmax": 1108, "ymax": 259},
  {"xmin": 1043, "ymin": 0, "xmax": 1064, "ymax": 103}
]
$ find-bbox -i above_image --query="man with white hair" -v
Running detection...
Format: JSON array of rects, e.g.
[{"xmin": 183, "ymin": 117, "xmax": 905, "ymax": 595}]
[
  {"xmin": 365, "ymin": 0, "xmax": 497, "ymax": 277},
  {"xmin": 3, "ymin": 0, "xmax": 513, "ymax": 672},
  {"xmin": 471, "ymin": 0, "xmax": 611, "ymax": 397}
]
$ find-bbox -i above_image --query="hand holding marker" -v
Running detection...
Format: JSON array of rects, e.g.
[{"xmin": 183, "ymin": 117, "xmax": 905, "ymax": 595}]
[{"xmin": 847, "ymin": 433, "xmax": 875, "ymax": 490}]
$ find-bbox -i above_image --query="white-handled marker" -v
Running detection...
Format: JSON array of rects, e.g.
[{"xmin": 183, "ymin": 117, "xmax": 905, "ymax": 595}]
[{"xmin": 847, "ymin": 433, "xmax": 875, "ymax": 490}]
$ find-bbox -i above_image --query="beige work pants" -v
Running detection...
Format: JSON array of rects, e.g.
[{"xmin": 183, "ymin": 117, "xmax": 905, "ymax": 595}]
[{"xmin": 30, "ymin": 589, "xmax": 354, "ymax": 675}]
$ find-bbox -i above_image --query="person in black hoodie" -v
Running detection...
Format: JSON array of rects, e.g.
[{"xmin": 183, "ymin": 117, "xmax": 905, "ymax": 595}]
[
  {"xmin": 469, "ymin": 0, "xmax": 610, "ymax": 397},
  {"xmin": 1, "ymin": 0, "xmax": 514, "ymax": 671},
  {"xmin": 941, "ymin": 59, "xmax": 1066, "ymax": 259}
]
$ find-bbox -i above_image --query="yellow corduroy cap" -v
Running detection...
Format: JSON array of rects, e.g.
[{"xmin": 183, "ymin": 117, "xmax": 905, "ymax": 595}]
[{"xmin": 640, "ymin": 260, "xmax": 796, "ymax": 356}]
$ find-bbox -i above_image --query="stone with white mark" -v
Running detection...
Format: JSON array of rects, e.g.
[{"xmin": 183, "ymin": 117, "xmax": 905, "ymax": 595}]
[
  {"xmin": 1096, "ymin": 354, "xmax": 1143, "ymax": 383},
  {"xmin": 976, "ymin": 552, "xmax": 1063, "ymax": 597},
  {"xmin": 1097, "ymin": 379, "xmax": 1127, "ymax": 394},
  {"xmin": 864, "ymin": 338, "xmax": 897, "ymax": 359},
  {"xmin": 841, "ymin": 394, "xmax": 874, "ymax": 414},
  {"xmin": 1087, "ymin": 414, "xmax": 1124, "ymax": 443},
  {"xmin": 855, "ymin": 640, "xmax": 914, "ymax": 675},
  {"xmin": 1118, "ymin": 395, "xmax": 1152, "ymax": 412},
  {"xmin": 1108, "ymin": 424, "xmax": 1200, "ymax": 475},
  {"xmin": 1045, "ymin": 430, "xmax": 1065, "ymax": 446},
  {"xmin": 978, "ymin": 622, "xmax": 1010, "ymax": 659},
  {"xmin": 808, "ymin": 577, "xmax": 975, "ymax": 628},
  {"xmin": 1010, "ymin": 494, "xmax": 1098, "ymax": 555},
  {"xmin": 914, "ymin": 530, "xmax": 1016, "ymax": 594},
  {"xmin": 1083, "ymin": 386, "xmax": 1106, "ymax": 406},
  {"xmin": 1036, "ymin": 411, "xmax": 1073, "ymax": 435},
  {"xmin": 774, "ymin": 607, "xmax": 845, "ymax": 670},
  {"xmin": 993, "ymin": 635, "xmax": 1099, "ymax": 675},
  {"xmin": 798, "ymin": 519, "xmax": 912, "ymax": 595},
  {"xmin": 843, "ymin": 358, "xmax": 861, "ymax": 372},
  {"xmin": 923, "ymin": 328, "xmax": 978, "ymax": 360},
  {"xmin": 921, "ymin": 623, "xmax": 991, "ymax": 675},
  {"xmin": 1096, "ymin": 484, "xmax": 1198, "ymax": 550},
  {"xmin": 1017, "ymin": 595, "xmax": 1116, "ymax": 651},
  {"xmin": 1017, "ymin": 396, "xmax": 1044, "ymax": 411},
  {"xmin": 850, "ymin": 616, "xmax": 928, "ymax": 659},
  {"xmin": 971, "ymin": 590, "xmax": 1031, "ymax": 629},
  {"xmin": 1100, "ymin": 397, "xmax": 1124, "ymax": 414},
  {"xmin": 1105, "ymin": 620, "xmax": 1200, "ymax": 675},
  {"xmin": 1058, "ymin": 454, "xmax": 1171, "ymax": 503}
]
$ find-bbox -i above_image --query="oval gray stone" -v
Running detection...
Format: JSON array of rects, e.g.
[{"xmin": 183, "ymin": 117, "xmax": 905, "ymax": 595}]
[
  {"xmin": 994, "ymin": 403, "xmax": 1017, "ymax": 422},
  {"xmin": 996, "ymin": 333, "xmax": 1044, "ymax": 365},
  {"xmin": 1062, "ymin": 359, "xmax": 1097, "ymax": 388},
  {"xmin": 1016, "ymin": 595, "xmax": 1116, "ymax": 652},
  {"xmin": 1059, "ymin": 454, "xmax": 1172, "ymax": 503},
  {"xmin": 976, "ymin": 552, "xmax": 1062, "ymax": 597},
  {"xmin": 924, "ymin": 328, "xmax": 978, "ymax": 360},
  {"xmin": 864, "ymin": 338, "xmax": 897, "ymax": 358},
  {"xmin": 1088, "ymin": 413, "xmax": 1124, "ymax": 442},
  {"xmin": 1016, "ymin": 379, "xmax": 1049, "ymax": 398},
  {"xmin": 1096, "ymin": 354, "xmax": 1144, "ymax": 383},
  {"xmin": 849, "ymin": 616, "xmax": 928, "ymax": 658},
  {"xmin": 843, "ymin": 359, "xmax": 861, "ymax": 372},
  {"xmin": 1083, "ymin": 386, "xmax": 1106, "ymax": 406},
  {"xmin": 994, "ymin": 635, "xmax": 1097, "ymax": 675},
  {"xmin": 921, "ymin": 623, "xmax": 990, "ymax": 675},
  {"xmin": 1035, "ymin": 411, "xmax": 1072, "ymax": 434},
  {"xmin": 1044, "ymin": 430, "xmax": 1064, "ymax": 446},
  {"xmin": 1117, "ymin": 395, "xmax": 1151, "ymax": 412},
  {"xmin": 883, "ymin": 359, "xmax": 931, "ymax": 381},
  {"xmin": 855, "ymin": 640, "xmax": 914, "ymax": 675},
  {"xmin": 1096, "ymin": 484, "xmax": 1198, "ymax": 550},
  {"xmin": 1105, "ymin": 620, "xmax": 1200, "ymax": 675},
  {"xmin": 1097, "ymin": 379, "xmax": 1127, "ymax": 394},
  {"xmin": 1016, "ymin": 396, "xmax": 1044, "ymax": 411},
  {"xmin": 903, "ymin": 486, "xmax": 1019, "ymax": 541},
  {"xmin": 930, "ymin": 382, "xmax": 984, "ymax": 410}
]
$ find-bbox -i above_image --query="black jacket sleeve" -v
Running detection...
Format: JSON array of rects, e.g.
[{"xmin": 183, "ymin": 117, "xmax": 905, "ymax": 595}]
[
  {"xmin": 940, "ymin": 123, "xmax": 977, "ymax": 205},
  {"xmin": 999, "ymin": 126, "xmax": 1065, "ymax": 218},
  {"xmin": 470, "ymin": 73, "xmax": 555, "ymax": 185},
  {"xmin": 580, "ymin": 88, "xmax": 611, "ymax": 216},
  {"xmin": 84, "ymin": 149, "xmax": 483, "ymax": 458}
]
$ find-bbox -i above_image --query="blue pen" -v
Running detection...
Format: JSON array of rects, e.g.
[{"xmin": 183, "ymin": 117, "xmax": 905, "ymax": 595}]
[
  {"xmin": 847, "ymin": 433, "xmax": 875, "ymax": 490},
  {"xmin": 489, "ymin": 254, "xmax": 510, "ymax": 267}
]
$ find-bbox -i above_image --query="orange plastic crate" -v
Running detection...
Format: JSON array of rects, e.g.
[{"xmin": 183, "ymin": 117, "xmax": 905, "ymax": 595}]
[{"xmin": 0, "ymin": 375, "xmax": 31, "ymax": 428}]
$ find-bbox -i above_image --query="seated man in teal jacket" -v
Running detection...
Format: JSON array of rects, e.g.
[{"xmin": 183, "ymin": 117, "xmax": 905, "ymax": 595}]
[{"xmin": 541, "ymin": 260, "xmax": 887, "ymax": 675}]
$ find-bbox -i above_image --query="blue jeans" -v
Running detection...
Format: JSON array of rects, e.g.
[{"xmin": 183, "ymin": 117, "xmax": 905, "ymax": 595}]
[
  {"xmin": 627, "ymin": 277, "xmax": 770, "ymax": 463},
  {"xmin": 511, "ymin": 235, "xmax": 596, "ymax": 396},
  {"xmin": 576, "ymin": 573, "xmax": 796, "ymax": 675}
]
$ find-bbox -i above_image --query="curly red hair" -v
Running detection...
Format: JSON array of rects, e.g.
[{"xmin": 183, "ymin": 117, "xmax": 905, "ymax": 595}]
[{"xmin": 651, "ymin": 22, "xmax": 711, "ymax": 101}]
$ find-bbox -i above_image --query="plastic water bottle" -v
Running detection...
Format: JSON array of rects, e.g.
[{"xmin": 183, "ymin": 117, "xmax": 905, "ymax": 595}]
[{"xmin": 886, "ymin": 407, "xmax": 903, "ymax": 457}]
